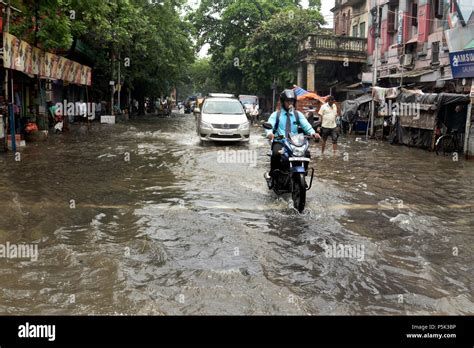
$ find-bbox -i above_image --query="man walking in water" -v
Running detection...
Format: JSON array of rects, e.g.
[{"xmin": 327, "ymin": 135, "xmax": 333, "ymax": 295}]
[{"xmin": 318, "ymin": 96, "xmax": 339, "ymax": 155}]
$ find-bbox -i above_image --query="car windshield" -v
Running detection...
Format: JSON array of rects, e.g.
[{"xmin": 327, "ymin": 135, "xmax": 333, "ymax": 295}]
[{"xmin": 202, "ymin": 100, "xmax": 244, "ymax": 114}]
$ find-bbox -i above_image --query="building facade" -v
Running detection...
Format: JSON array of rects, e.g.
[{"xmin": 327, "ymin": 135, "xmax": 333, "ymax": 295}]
[
  {"xmin": 367, "ymin": 0, "xmax": 473, "ymax": 92},
  {"xmin": 296, "ymin": 0, "xmax": 368, "ymax": 98}
]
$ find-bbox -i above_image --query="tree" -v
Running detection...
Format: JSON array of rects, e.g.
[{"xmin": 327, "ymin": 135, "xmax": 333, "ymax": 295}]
[
  {"xmin": 189, "ymin": 0, "xmax": 304, "ymax": 94},
  {"xmin": 189, "ymin": 0, "xmax": 325, "ymax": 96},
  {"xmin": 8, "ymin": 0, "xmax": 195, "ymax": 114},
  {"xmin": 242, "ymin": 8, "xmax": 324, "ymax": 96}
]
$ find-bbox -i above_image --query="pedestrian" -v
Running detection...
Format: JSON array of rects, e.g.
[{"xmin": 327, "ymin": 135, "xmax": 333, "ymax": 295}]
[
  {"xmin": 318, "ymin": 95, "xmax": 339, "ymax": 155},
  {"xmin": 134, "ymin": 99, "xmax": 139, "ymax": 115},
  {"xmin": 250, "ymin": 104, "xmax": 259, "ymax": 124},
  {"xmin": 96, "ymin": 100, "xmax": 101, "ymax": 120}
]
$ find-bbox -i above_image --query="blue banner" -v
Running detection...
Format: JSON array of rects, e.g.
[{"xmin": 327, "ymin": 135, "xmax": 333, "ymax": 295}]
[{"xmin": 449, "ymin": 49, "xmax": 474, "ymax": 78}]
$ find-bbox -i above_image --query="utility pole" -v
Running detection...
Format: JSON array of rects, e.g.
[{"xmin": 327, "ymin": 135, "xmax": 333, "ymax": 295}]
[
  {"xmin": 369, "ymin": 4, "xmax": 381, "ymax": 139},
  {"xmin": 4, "ymin": 1, "xmax": 15, "ymax": 152},
  {"xmin": 399, "ymin": 8, "xmax": 405, "ymax": 89},
  {"xmin": 4, "ymin": 1, "xmax": 11, "ymax": 104},
  {"xmin": 272, "ymin": 77, "xmax": 276, "ymax": 112},
  {"xmin": 110, "ymin": 49, "xmax": 115, "ymax": 116},
  {"xmin": 118, "ymin": 52, "xmax": 121, "ymax": 114}
]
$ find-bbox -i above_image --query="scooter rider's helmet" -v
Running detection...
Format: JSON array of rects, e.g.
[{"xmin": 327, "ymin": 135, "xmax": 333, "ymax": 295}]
[{"xmin": 280, "ymin": 89, "xmax": 297, "ymax": 111}]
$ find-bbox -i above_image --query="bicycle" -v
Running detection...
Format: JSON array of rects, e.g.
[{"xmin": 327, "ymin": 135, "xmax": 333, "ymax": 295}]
[{"xmin": 435, "ymin": 128, "xmax": 461, "ymax": 156}]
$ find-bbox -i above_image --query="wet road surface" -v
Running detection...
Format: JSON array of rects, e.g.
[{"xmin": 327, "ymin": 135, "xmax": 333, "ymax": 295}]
[{"xmin": 0, "ymin": 114, "xmax": 473, "ymax": 314}]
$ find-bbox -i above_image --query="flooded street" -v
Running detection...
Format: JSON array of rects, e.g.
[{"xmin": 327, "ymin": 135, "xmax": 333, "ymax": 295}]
[{"xmin": 0, "ymin": 114, "xmax": 473, "ymax": 315}]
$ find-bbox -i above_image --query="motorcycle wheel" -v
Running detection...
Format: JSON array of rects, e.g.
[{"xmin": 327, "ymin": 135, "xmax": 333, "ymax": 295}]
[{"xmin": 292, "ymin": 173, "xmax": 306, "ymax": 213}]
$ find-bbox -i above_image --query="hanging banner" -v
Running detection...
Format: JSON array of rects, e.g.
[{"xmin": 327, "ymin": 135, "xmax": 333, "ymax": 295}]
[
  {"xmin": 3, "ymin": 32, "xmax": 92, "ymax": 85},
  {"xmin": 397, "ymin": 10, "xmax": 404, "ymax": 45}
]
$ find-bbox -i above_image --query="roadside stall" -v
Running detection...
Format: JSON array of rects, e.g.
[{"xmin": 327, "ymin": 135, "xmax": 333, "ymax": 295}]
[
  {"xmin": 341, "ymin": 94, "xmax": 372, "ymax": 134},
  {"xmin": 388, "ymin": 91, "xmax": 470, "ymax": 151}
]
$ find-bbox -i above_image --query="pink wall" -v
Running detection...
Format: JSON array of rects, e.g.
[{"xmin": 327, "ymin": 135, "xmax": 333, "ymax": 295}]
[{"xmin": 417, "ymin": 3, "xmax": 431, "ymax": 43}]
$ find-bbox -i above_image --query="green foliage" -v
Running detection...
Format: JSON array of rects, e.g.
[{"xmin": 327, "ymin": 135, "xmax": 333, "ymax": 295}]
[
  {"xmin": 189, "ymin": 0, "xmax": 325, "ymax": 96},
  {"xmin": 8, "ymin": 0, "xmax": 195, "ymax": 103},
  {"xmin": 187, "ymin": 57, "xmax": 220, "ymax": 96},
  {"xmin": 242, "ymin": 8, "xmax": 324, "ymax": 95}
]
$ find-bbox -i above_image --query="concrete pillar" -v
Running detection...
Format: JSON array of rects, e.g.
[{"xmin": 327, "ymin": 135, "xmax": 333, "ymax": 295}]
[
  {"xmin": 297, "ymin": 64, "xmax": 304, "ymax": 87},
  {"xmin": 307, "ymin": 63, "xmax": 315, "ymax": 92}
]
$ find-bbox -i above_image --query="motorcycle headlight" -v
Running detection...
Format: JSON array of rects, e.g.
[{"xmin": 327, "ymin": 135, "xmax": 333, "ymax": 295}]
[
  {"xmin": 239, "ymin": 121, "xmax": 250, "ymax": 130},
  {"xmin": 292, "ymin": 146, "xmax": 305, "ymax": 157}
]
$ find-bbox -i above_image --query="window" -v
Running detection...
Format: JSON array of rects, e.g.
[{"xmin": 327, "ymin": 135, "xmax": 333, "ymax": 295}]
[
  {"xmin": 432, "ymin": 41, "xmax": 440, "ymax": 64},
  {"xmin": 353, "ymin": 25, "xmax": 359, "ymax": 37},
  {"xmin": 347, "ymin": 10, "xmax": 351, "ymax": 34},
  {"xmin": 202, "ymin": 100, "xmax": 244, "ymax": 115},
  {"xmin": 412, "ymin": 3, "xmax": 418, "ymax": 26},
  {"xmin": 360, "ymin": 22, "xmax": 366, "ymax": 38},
  {"xmin": 342, "ymin": 13, "xmax": 346, "ymax": 35},
  {"xmin": 434, "ymin": 0, "xmax": 444, "ymax": 19},
  {"xmin": 388, "ymin": 8, "xmax": 396, "ymax": 33}
]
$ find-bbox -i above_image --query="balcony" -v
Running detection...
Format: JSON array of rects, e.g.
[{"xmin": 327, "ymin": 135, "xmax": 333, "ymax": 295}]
[{"xmin": 297, "ymin": 34, "xmax": 368, "ymax": 64}]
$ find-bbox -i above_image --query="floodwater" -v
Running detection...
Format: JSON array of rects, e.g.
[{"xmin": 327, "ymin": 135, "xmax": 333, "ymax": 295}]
[{"xmin": 0, "ymin": 114, "xmax": 472, "ymax": 315}]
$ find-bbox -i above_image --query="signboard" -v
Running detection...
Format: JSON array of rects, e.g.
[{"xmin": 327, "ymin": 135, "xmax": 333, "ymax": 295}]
[
  {"xmin": 3, "ymin": 33, "xmax": 92, "ymax": 85},
  {"xmin": 397, "ymin": 10, "xmax": 403, "ymax": 45},
  {"xmin": 101, "ymin": 116, "xmax": 116, "ymax": 124},
  {"xmin": 449, "ymin": 49, "xmax": 474, "ymax": 79}
]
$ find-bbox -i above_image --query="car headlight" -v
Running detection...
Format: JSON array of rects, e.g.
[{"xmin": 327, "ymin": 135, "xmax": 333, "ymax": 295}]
[
  {"xmin": 239, "ymin": 121, "xmax": 250, "ymax": 130},
  {"xmin": 200, "ymin": 121, "xmax": 212, "ymax": 129},
  {"xmin": 292, "ymin": 146, "xmax": 305, "ymax": 157}
]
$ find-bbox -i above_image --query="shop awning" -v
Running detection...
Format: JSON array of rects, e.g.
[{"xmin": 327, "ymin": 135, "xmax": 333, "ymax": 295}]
[
  {"xmin": 3, "ymin": 33, "xmax": 92, "ymax": 86},
  {"xmin": 346, "ymin": 82, "xmax": 362, "ymax": 89},
  {"xmin": 464, "ymin": 39, "xmax": 474, "ymax": 50},
  {"xmin": 405, "ymin": 37, "xmax": 418, "ymax": 45},
  {"xmin": 380, "ymin": 69, "xmax": 435, "ymax": 79}
]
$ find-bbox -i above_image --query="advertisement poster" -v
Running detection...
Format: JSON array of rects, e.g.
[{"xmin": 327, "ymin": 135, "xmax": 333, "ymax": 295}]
[{"xmin": 3, "ymin": 32, "xmax": 92, "ymax": 85}]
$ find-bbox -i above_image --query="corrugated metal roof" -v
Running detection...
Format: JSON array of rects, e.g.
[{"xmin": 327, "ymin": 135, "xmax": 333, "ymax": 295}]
[{"xmin": 380, "ymin": 69, "xmax": 435, "ymax": 79}]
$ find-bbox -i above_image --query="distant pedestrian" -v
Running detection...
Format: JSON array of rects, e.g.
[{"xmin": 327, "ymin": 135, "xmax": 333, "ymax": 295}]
[
  {"xmin": 318, "ymin": 96, "xmax": 339, "ymax": 155},
  {"xmin": 96, "ymin": 101, "xmax": 101, "ymax": 120}
]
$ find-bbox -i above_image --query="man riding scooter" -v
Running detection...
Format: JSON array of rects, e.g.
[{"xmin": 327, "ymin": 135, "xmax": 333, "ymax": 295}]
[{"xmin": 264, "ymin": 89, "xmax": 320, "ymax": 188}]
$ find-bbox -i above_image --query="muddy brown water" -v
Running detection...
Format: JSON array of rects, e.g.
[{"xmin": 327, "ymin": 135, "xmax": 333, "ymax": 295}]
[{"xmin": 0, "ymin": 114, "xmax": 472, "ymax": 314}]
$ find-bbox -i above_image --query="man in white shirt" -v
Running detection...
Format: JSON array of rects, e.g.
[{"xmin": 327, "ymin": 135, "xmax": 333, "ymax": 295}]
[{"xmin": 318, "ymin": 96, "xmax": 339, "ymax": 154}]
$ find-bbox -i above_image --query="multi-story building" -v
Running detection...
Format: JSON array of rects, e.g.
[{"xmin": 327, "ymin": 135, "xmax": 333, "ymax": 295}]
[
  {"xmin": 334, "ymin": 0, "xmax": 370, "ymax": 39},
  {"xmin": 296, "ymin": 0, "xmax": 368, "ymax": 98},
  {"xmin": 368, "ymin": 0, "xmax": 473, "ymax": 92}
]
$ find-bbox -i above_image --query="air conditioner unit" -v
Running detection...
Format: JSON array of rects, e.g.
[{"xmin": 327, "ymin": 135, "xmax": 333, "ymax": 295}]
[{"xmin": 402, "ymin": 54, "xmax": 413, "ymax": 66}]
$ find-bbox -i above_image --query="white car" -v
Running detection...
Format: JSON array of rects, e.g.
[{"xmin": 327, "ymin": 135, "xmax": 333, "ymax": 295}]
[{"xmin": 195, "ymin": 96, "xmax": 250, "ymax": 142}]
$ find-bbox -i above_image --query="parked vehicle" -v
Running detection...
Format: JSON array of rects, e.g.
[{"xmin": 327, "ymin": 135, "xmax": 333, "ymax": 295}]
[
  {"xmin": 239, "ymin": 95, "xmax": 259, "ymax": 124},
  {"xmin": 262, "ymin": 122, "xmax": 315, "ymax": 213},
  {"xmin": 194, "ymin": 94, "xmax": 250, "ymax": 142},
  {"xmin": 435, "ymin": 128, "xmax": 461, "ymax": 156}
]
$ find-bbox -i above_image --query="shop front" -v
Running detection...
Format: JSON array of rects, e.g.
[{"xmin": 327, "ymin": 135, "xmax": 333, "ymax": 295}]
[{"xmin": 1, "ymin": 32, "xmax": 92, "ymax": 151}]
